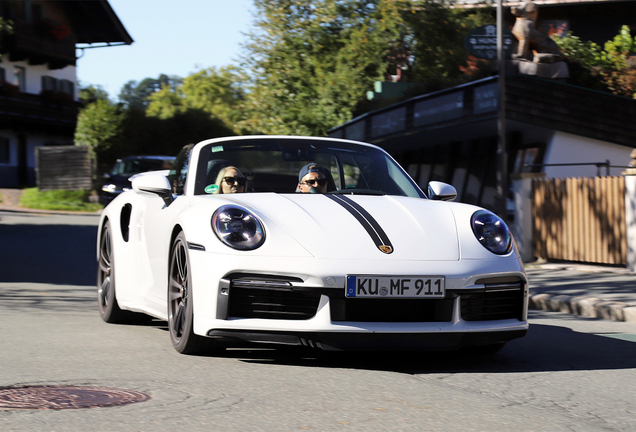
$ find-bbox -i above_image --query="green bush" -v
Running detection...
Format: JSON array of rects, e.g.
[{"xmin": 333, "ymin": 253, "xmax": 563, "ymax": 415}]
[{"xmin": 19, "ymin": 188, "xmax": 103, "ymax": 212}]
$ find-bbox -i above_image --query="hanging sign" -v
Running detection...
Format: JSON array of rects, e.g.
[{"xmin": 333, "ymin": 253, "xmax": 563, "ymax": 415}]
[{"xmin": 464, "ymin": 25, "xmax": 516, "ymax": 60}]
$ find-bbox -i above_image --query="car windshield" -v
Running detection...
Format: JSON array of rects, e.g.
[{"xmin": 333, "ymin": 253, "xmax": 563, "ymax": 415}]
[
  {"xmin": 112, "ymin": 158, "xmax": 174, "ymax": 176},
  {"xmin": 193, "ymin": 138, "xmax": 424, "ymax": 198}
]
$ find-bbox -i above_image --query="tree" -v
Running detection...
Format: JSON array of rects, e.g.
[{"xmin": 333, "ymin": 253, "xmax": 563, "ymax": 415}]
[
  {"xmin": 180, "ymin": 66, "xmax": 245, "ymax": 126},
  {"xmin": 74, "ymin": 99, "xmax": 124, "ymax": 173},
  {"xmin": 238, "ymin": 0, "xmax": 406, "ymax": 136},
  {"xmin": 402, "ymin": 0, "xmax": 494, "ymax": 92},
  {"xmin": 555, "ymin": 25, "xmax": 636, "ymax": 97},
  {"xmin": 118, "ymin": 74, "xmax": 182, "ymax": 110},
  {"xmin": 146, "ymin": 66, "xmax": 245, "ymax": 130},
  {"xmin": 145, "ymin": 85, "xmax": 184, "ymax": 120},
  {"xmin": 114, "ymin": 109, "xmax": 236, "ymax": 158},
  {"xmin": 78, "ymin": 83, "xmax": 110, "ymax": 104},
  {"xmin": 0, "ymin": 17, "xmax": 13, "ymax": 62},
  {"xmin": 0, "ymin": 17, "xmax": 12, "ymax": 37},
  {"xmin": 237, "ymin": 0, "xmax": 498, "ymax": 135}
]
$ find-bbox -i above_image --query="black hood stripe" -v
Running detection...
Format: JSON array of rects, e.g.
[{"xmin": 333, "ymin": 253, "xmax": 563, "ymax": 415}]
[{"xmin": 325, "ymin": 195, "xmax": 393, "ymax": 252}]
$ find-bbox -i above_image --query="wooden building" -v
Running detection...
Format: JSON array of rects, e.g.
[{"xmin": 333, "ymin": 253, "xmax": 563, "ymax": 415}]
[
  {"xmin": 0, "ymin": 0, "xmax": 132, "ymax": 187},
  {"xmin": 329, "ymin": 75, "xmax": 636, "ymax": 214}
]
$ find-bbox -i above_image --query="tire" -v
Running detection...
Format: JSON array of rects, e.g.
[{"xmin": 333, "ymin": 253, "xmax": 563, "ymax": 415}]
[
  {"xmin": 97, "ymin": 221, "xmax": 128, "ymax": 323},
  {"xmin": 168, "ymin": 231, "xmax": 220, "ymax": 355}
]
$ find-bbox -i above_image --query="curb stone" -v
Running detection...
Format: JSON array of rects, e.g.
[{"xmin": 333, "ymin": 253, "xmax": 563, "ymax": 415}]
[{"xmin": 529, "ymin": 293, "xmax": 636, "ymax": 322}]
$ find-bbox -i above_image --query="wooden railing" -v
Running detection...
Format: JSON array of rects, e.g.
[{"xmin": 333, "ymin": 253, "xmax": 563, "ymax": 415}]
[
  {"xmin": 0, "ymin": 91, "xmax": 80, "ymax": 133},
  {"xmin": 532, "ymin": 176, "xmax": 627, "ymax": 265}
]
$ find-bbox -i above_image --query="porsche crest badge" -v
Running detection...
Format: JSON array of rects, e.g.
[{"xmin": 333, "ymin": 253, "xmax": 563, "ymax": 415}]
[{"xmin": 379, "ymin": 245, "xmax": 393, "ymax": 254}]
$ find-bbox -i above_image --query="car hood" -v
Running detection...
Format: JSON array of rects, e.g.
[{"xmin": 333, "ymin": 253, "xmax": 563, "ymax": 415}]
[{"xmin": 218, "ymin": 194, "xmax": 460, "ymax": 261}]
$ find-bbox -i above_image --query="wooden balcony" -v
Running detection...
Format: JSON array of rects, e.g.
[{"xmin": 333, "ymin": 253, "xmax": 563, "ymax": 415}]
[
  {"xmin": 1, "ymin": 19, "xmax": 77, "ymax": 69},
  {"xmin": 0, "ymin": 90, "xmax": 81, "ymax": 134}
]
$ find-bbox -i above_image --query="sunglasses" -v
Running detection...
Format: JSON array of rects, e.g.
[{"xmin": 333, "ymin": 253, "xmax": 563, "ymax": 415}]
[
  {"xmin": 223, "ymin": 176, "xmax": 246, "ymax": 186},
  {"xmin": 301, "ymin": 178, "xmax": 327, "ymax": 187}
]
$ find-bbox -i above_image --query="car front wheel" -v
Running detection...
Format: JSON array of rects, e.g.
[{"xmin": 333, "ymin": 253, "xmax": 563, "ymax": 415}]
[{"xmin": 168, "ymin": 231, "xmax": 220, "ymax": 355}]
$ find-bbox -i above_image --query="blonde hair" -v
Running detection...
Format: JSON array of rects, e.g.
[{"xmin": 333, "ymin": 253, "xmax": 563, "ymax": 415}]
[{"xmin": 214, "ymin": 166, "xmax": 244, "ymax": 194}]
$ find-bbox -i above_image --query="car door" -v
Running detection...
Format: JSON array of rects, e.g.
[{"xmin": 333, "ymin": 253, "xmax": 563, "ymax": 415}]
[{"xmin": 139, "ymin": 145, "xmax": 193, "ymax": 314}]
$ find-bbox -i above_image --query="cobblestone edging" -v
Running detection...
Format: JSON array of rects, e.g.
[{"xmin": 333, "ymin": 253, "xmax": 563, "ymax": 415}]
[
  {"xmin": 0, "ymin": 188, "xmax": 23, "ymax": 207},
  {"xmin": 529, "ymin": 293, "xmax": 636, "ymax": 322}
]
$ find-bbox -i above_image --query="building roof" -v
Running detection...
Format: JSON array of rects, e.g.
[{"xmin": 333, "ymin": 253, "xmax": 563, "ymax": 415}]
[
  {"xmin": 329, "ymin": 75, "xmax": 636, "ymax": 151},
  {"xmin": 62, "ymin": 0, "xmax": 133, "ymax": 45}
]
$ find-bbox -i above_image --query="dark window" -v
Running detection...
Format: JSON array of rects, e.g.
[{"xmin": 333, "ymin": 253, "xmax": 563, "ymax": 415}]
[
  {"xmin": 42, "ymin": 76, "xmax": 57, "ymax": 92},
  {"xmin": 60, "ymin": 79, "xmax": 73, "ymax": 95},
  {"xmin": 28, "ymin": 2, "xmax": 43, "ymax": 23},
  {"xmin": 13, "ymin": 67, "xmax": 25, "ymax": 91},
  {"xmin": 0, "ymin": 137, "xmax": 10, "ymax": 164},
  {"xmin": 512, "ymin": 143, "xmax": 545, "ymax": 174}
]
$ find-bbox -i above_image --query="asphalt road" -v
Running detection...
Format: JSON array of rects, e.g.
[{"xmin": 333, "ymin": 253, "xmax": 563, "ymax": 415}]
[{"xmin": 1, "ymin": 210, "xmax": 636, "ymax": 431}]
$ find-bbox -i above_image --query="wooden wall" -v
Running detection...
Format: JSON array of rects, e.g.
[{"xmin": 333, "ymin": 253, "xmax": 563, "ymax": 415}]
[
  {"xmin": 532, "ymin": 176, "xmax": 627, "ymax": 265},
  {"xmin": 35, "ymin": 146, "xmax": 92, "ymax": 191}
]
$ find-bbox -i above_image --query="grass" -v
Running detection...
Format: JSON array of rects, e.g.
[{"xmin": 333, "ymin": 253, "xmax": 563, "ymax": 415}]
[{"xmin": 19, "ymin": 188, "xmax": 103, "ymax": 212}]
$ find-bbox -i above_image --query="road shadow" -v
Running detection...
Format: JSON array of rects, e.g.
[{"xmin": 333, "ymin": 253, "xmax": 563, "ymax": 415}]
[
  {"xmin": 203, "ymin": 321, "xmax": 636, "ymax": 374},
  {"xmin": 112, "ymin": 312, "xmax": 636, "ymax": 374},
  {"xmin": 93, "ymin": 309, "xmax": 636, "ymax": 374},
  {"xmin": 0, "ymin": 222, "xmax": 97, "ymax": 286}
]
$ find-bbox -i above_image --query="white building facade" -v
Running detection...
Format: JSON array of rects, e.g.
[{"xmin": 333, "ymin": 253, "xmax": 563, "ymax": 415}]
[{"xmin": 0, "ymin": 0, "xmax": 132, "ymax": 187}]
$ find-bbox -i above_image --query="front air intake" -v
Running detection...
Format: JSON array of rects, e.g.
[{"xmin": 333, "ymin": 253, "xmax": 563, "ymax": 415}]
[
  {"xmin": 460, "ymin": 281, "xmax": 525, "ymax": 321},
  {"xmin": 226, "ymin": 275, "xmax": 321, "ymax": 320}
]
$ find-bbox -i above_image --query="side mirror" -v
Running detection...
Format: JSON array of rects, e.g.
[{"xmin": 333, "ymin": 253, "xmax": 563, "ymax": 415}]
[
  {"xmin": 132, "ymin": 173, "xmax": 174, "ymax": 206},
  {"xmin": 428, "ymin": 181, "xmax": 457, "ymax": 201},
  {"xmin": 103, "ymin": 172, "xmax": 111, "ymax": 179}
]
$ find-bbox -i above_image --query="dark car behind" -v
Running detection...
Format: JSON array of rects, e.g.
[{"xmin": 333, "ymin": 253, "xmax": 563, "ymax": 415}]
[{"xmin": 101, "ymin": 155, "xmax": 176, "ymax": 204}]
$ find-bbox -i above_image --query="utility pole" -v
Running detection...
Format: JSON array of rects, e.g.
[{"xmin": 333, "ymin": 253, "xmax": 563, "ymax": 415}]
[{"xmin": 496, "ymin": 0, "xmax": 508, "ymax": 220}]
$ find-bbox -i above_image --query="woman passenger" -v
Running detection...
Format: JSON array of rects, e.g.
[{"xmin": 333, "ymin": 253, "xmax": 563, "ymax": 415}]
[{"xmin": 214, "ymin": 166, "xmax": 246, "ymax": 194}]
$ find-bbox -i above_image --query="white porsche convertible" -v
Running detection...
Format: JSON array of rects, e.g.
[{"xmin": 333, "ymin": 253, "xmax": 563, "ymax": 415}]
[{"xmin": 97, "ymin": 136, "xmax": 528, "ymax": 355}]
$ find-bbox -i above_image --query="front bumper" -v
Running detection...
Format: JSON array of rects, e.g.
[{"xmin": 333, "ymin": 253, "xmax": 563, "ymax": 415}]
[{"xmin": 189, "ymin": 252, "xmax": 529, "ymax": 351}]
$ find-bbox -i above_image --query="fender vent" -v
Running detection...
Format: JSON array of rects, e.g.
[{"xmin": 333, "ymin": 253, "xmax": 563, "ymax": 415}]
[{"xmin": 120, "ymin": 203, "xmax": 132, "ymax": 242}]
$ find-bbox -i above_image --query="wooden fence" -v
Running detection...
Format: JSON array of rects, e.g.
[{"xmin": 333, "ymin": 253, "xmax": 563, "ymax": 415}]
[
  {"xmin": 35, "ymin": 146, "xmax": 92, "ymax": 191},
  {"xmin": 532, "ymin": 176, "xmax": 627, "ymax": 265}
]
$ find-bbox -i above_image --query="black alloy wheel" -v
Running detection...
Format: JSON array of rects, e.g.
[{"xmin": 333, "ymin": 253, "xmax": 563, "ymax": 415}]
[
  {"xmin": 168, "ymin": 231, "xmax": 219, "ymax": 354},
  {"xmin": 97, "ymin": 221, "xmax": 127, "ymax": 323}
]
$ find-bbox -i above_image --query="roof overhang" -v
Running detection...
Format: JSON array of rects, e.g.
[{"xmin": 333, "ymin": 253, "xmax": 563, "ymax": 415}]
[{"xmin": 61, "ymin": 0, "xmax": 133, "ymax": 46}]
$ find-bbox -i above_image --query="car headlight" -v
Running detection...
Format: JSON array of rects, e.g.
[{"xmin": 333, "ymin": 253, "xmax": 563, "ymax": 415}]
[
  {"xmin": 211, "ymin": 205, "xmax": 265, "ymax": 250},
  {"xmin": 471, "ymin": 210, "xmax": 512, "ymax": 255}
]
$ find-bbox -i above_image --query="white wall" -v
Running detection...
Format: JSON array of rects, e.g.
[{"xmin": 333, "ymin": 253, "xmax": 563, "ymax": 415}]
[
  {"xmin": 0, "ymin": 131, "xmax": 72, "ymax": 168},
  {"xmin": 0, "ymin": 59, "xmax": 77, "ymax": 100},
  {"xmin": 511, "ymin": 176, "xmax": 535, "ymax": 263},
  {"xmin": 543, "ymin": 131, "xmax": 632, "ymax": 178},
  {"xmin": 625, "ymin": 175, "xmax": 636, "ymax": 272}
]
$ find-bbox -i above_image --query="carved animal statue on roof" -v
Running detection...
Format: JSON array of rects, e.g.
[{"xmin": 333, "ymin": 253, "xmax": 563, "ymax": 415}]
[{"xmin": 511, "ymin": 1, "xmax": 562, "ymax": 63}]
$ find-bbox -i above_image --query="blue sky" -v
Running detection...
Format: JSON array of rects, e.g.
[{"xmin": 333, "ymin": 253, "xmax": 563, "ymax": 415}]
[{"xmin": 76, "ymin": 0, "xmax": 254, "ymax": 100}]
